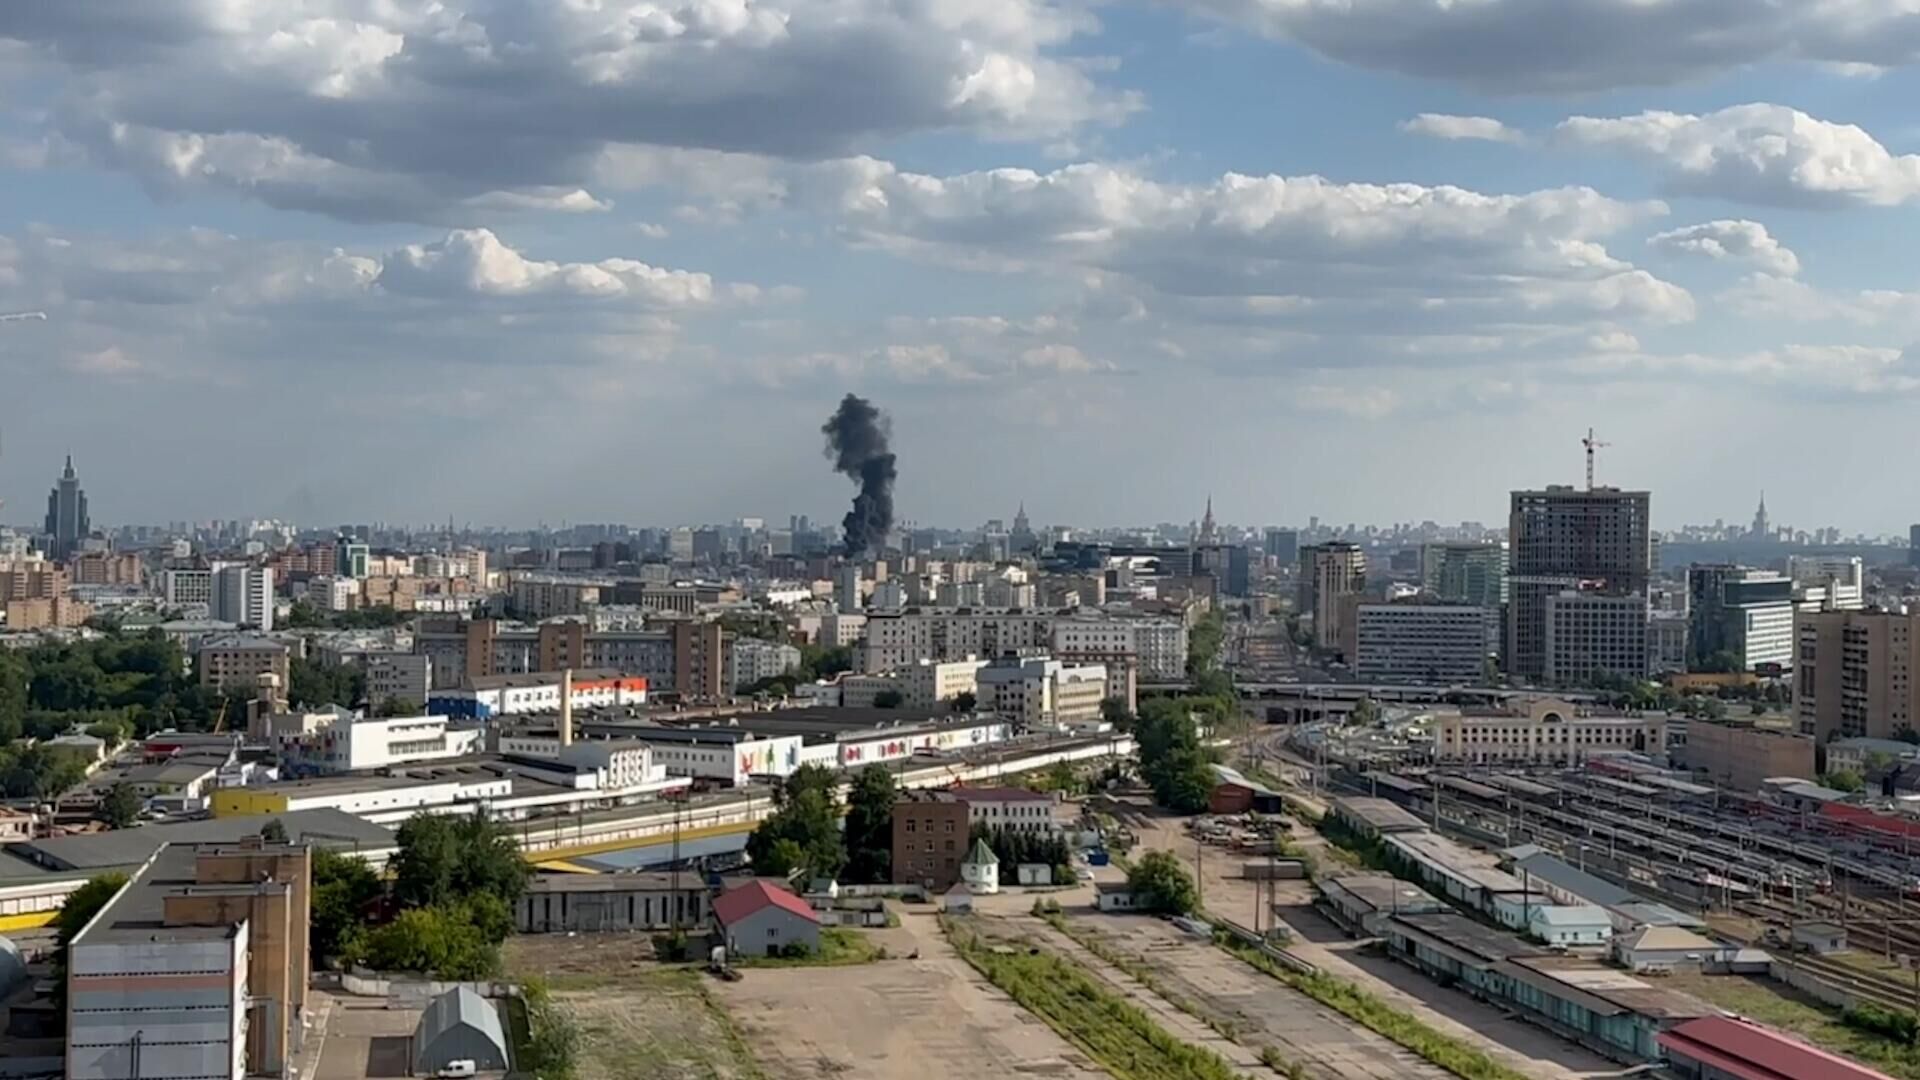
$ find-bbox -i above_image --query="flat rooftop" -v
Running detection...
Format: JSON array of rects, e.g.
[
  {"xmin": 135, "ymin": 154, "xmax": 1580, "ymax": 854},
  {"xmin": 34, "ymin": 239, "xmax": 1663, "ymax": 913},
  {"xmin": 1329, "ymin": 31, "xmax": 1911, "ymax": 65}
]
[
  {"xmin": 1388, "ymin": 831, "xmax": 1527, "ymax": 894},
  {"xmin": 1322, "ymin": 872, "xmax": 1444, "ymax": 915},
  {"xmin": 1332, "ymin": 796, "xmax": 1426, "ymax": 835},
  {"xmin": 6, "ymin": 807, "xmax": 392, "ymax": 873},
  {"xmin": 456, "ymin": 669, "xmax": 631, "ymax": 691},
  {"xmin": 72, "ymin": 843, "xmax": 290, "ymax": 947},
  {"xmin": 1388, "ymin": 913, "xmax": 1541, "ymax": 965},
  {"xmin": 528, "ymin": 872, "xmax": 702, "ymax": 892}
]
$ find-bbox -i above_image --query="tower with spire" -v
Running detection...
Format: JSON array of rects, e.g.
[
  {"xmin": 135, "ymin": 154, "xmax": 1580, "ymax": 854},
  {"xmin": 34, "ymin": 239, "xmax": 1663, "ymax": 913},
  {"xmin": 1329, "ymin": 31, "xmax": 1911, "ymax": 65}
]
[
  {"xmin": 1198, "ymin": 495, "xmax": 1218, "ymax": 545},
  {"xmin": 1009, "ymin": 501, "xmax": 1036, "ymax": 554},
  {"xmin": 1750, "ymin": 492, "xmax": 1770, "ymax": 542},
  {"xmin": 44, "ymin": 454, "xmax": 89, "ymax": 561}
]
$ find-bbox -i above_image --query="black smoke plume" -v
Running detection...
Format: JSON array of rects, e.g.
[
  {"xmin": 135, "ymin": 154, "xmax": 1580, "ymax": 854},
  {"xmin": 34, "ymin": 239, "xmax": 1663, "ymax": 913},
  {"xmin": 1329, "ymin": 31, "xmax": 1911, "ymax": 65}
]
[{"xmin": 821, "ymin": 393, "xmax": 896, "ymax": 557}]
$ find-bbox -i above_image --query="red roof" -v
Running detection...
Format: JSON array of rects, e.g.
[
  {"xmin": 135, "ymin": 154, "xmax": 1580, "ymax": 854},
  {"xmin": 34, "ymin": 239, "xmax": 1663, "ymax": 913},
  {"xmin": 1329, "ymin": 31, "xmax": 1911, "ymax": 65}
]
[
  {"xmin": 711, "ymin": 880, "xmax": 819, "ymax": 927},
  {"xmin": 947, "ymin": 785, "xmax": 1053, "ymax": 802},
  {"xmin": 1658, "ymin": 1016, "xmax": 1894, "ymax": 1080},
  {"xmin": 1821, "ymin": 802, "xmax": 1920, "ymax": 841}
]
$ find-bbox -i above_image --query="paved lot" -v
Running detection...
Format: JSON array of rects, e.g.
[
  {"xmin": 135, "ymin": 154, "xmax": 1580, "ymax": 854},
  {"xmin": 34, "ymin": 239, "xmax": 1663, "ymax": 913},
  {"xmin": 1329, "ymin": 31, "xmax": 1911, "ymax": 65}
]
[
  {"xmin": 314, "ymin": 997, "xmax": 423, "ymax": 1080},
  {"xmin": 716, "ymin": 905, "xmax": 1108, "ymax": 1080}
]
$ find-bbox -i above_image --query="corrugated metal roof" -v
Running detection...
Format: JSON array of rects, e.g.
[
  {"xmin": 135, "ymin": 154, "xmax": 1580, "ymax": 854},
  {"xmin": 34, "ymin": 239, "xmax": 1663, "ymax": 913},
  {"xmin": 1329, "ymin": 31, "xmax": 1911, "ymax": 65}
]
[
  {"xmin": 413, "ymin": 987, "xmax": 508, "ymax": 1070},
  {"xmin": 1658, "ymin": 1016, "xmax": 1895, "ymax": 1080}
]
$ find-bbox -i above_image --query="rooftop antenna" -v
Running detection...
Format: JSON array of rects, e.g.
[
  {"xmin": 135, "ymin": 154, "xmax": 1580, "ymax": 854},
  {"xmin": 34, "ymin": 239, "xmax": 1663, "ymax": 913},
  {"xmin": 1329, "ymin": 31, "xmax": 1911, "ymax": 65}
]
[{"xmin": 1581, "ymin": 427, "xmax": 1611, "ymax": 491}]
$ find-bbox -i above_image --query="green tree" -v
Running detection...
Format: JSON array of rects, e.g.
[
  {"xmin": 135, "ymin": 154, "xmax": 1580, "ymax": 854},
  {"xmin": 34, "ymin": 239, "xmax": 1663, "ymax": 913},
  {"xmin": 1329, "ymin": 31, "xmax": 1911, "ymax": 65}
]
[
  {"xmin": 1186, "ymin": 610, "xmax": 1225, "ymax": 679},
  {"xmin": 355, "ymin": 904, "xmax": 498, "ymax": 979},
  {"xmin": 1134, "ymin": 698, "xmax": 1215, "ymax": 813},
  {"xmin": 842, "ymin": 765, "xmax": 896, "ymax": 884},
  {"xmin": 950, "ymin": 690, "xmax": 976, "ymax": 713},
  {"xmin": 1350, "ymin": 697, "xmax": 1380, "ymax": 726},
  {"xmin": 1126, "ymin": 851, "xmax": 1198, "ymax": 915},
  {"xmin": 260, "ymin": 818, "xmax": 290, "ymax": 843},
  {"xmin": 1822, "ymin": 770, "xmax": 1866, "ymax": 794},
  {"xmin": 100, "ymin": 783, "xmax": 142, "ymax": 829},
  {"xmin": 287, "ymin": 657, "xmax": 364, "ymax": 709},
  {"xmin": 55, "ymin": 872, "xmax": 130, "ymax": 949},
  {"xmin": 745, "ymin": 765, "xmax": 846, "ymax": 880},
  {"xmin": 1699, "ymin": 650, "xmax": 1744, "ymax": 675},
  {"xmin": 311, "ymin": 849, "xmax": 384, "ymax": 961},
  {"xmin": 1099, "ymin": 697, "xmax": 1134, "ymax": 732},
  {"xmin": 872, "ymin": 689, "xmax": 904, "ymax": 709},
  {"xmin": 390, "ymin": 812, "xmax": 530, "ymax": 910},
  {"xmin": 375, "ymin": 696, "xmax": 421, "ymax": 718}
]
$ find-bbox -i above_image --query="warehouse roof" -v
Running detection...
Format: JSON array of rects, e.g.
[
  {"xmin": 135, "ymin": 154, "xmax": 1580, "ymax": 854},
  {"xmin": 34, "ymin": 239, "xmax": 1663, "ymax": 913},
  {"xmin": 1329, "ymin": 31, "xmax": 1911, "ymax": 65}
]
[
  {"xmin": 72, "ymin": 843, "xmax": 295, "ymax": 947},
  {"xmin": 6, "ymin": 807, "xmax": 391, "ymax": 872},
  {"xmin": 1659, "ymin": 1016, "xmax": 1893, "ymax": 1080}
]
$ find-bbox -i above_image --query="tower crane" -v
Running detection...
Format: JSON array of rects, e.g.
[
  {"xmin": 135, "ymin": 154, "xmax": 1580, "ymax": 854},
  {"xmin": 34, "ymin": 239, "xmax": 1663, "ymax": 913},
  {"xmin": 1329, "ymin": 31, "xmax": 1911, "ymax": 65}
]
[{"xmin": 1582, "ymin": 427, "xmax": 1611, "ymax": 491}]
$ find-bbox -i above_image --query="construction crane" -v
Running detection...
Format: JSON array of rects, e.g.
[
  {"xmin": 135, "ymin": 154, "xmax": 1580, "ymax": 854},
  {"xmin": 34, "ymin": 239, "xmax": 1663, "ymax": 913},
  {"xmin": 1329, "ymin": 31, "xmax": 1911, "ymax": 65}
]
[
  {"xmin": 0, "ymin": 311, "xmax": 47, "ymax": 323},
  {"xmin": 1582, "ymin": 427, "xmax": 1611, "ymax": 491}
]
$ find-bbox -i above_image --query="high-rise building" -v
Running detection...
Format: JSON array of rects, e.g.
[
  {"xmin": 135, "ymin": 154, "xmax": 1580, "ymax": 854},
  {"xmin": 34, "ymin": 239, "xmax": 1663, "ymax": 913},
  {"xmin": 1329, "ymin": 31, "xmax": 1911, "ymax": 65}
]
[
  {"xmin": 43, "ymin": 454, "xmax": 89, "ymax": 561},
  {"xmin": 834, "ymin": 565, "xmax": 863, "ymax": 612},
  {"xmin": 213, "ymin": 565, "xmax": 276, "ymax": 631},
  {"xmin": 1421, "ymin": 542, "xmax": 1508, "ymax": 609},
  {"xmin": 1686, "ymin": 565, "xmax": 1793, "ymax": 672},
  {"xmin": 1352, "ymin": 603, "xmax": 1491, "ymax": 684},
  {"xmin": 1009, "ymin": 503, "xmax": 1037, "ymax": 555},
  {"xmin": 1794, "ymin": 608, "xmax": 1920, "ymax": 742},
  {"xmin": 335, "ymin": 536, "xmax": 369, "ymax": 579},
  {"xmin": 1910, "ymin": 524, "xmax": 1920, "ymax": 569},
  {"xmin": 1263, "ymin": 528, "xmax": 1299, "ymax": 565},
  {"xmin": 1506, "ymin": 486, "xmax": 1651, "ymax": 681},
  {"xmin": 1298, "ymin": 543, "xmax": 1367, "ymax": 657}
]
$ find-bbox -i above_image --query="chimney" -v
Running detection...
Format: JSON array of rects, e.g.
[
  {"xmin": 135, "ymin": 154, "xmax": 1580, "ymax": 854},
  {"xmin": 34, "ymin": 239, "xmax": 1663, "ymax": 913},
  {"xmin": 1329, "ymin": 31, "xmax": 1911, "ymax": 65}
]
[{"xmin": 559, "ymin": 668, "xmax": 574, "ymax": 747}]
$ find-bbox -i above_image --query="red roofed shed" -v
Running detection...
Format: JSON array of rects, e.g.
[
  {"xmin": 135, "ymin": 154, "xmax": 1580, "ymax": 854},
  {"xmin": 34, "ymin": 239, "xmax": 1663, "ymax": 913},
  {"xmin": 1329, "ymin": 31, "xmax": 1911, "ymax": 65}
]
[
  {"xmin": 712, "ymin": 880, "xmax": 822, "ymax": 959},
  {"xmin": 1658, "ymin": 1015, "xmax": 1894, "ymax": 1080}
]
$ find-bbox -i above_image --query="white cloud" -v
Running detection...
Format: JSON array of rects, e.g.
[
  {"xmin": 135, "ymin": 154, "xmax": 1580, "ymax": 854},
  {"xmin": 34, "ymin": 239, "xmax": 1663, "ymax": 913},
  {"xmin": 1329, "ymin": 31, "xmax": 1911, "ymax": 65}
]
[
  {"xmin": 66, "ymin": 345, "xmax": 140, "ymax": 377},
  {"xmin": 1719, "ymin": 273, "xmax": 1920, "ymax": 328},
  {"xmin": 1179, "ymin": 0, "xmax": 1920, "ymax": 92},
  {"xmin": 377, "ymin": 229, "xmax": 713, "ymax": 306},
  {"xmin": 1647, "ymin": 220, "xmax": 1801, "ymax": 276},
  {"xmin": 1400, "ymin": 114, "xmax": 1524, "ymax": 144},
  {"xmin": 1297, "ymin": 384, "xmax": 1399, "ymax": 419},
  {"xmin": 0, "ymin": 0, "xmax": 1132, "ymax": 222},
  {"xmin": 1558, "ymin": 103, "xmax": 1920, "ymax": 207},
  {"xmin": 1589, "ymin": 343, "xmax": 1920, "ymax": 397},
  {"xmin": 819, "ymin": 159, "xmax": 1691, "ymax": 335}
]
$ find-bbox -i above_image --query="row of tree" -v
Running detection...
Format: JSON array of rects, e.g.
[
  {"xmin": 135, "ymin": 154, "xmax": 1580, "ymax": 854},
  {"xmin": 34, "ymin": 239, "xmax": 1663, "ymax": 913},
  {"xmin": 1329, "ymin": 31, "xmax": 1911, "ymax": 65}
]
[{"xmin": 743, "ymin": 763, "xmax": 899, "ymax": 882}]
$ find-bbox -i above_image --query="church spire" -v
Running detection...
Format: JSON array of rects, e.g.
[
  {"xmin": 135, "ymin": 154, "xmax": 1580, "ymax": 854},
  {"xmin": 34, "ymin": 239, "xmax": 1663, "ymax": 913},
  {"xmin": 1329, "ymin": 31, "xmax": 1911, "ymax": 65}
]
[{"xmin": 1199, "ymin": 495, "xmax": 1217, "ymax": 544}]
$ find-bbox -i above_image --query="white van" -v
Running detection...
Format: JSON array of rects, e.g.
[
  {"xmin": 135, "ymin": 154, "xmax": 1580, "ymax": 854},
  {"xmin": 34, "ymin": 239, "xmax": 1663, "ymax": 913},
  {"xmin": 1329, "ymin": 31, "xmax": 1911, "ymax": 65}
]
[{"xmin": 435, "ymin": 1061, "xmax": 477, "ymax": 1078}]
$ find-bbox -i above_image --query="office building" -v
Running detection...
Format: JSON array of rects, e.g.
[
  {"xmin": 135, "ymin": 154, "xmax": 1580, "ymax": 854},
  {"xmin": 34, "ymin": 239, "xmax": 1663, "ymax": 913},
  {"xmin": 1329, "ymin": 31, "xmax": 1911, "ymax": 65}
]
[
  {"xmin": 1788, "ymin": 555, "xmax": 1865, "ymax": 612},
  {"xmin": 363, "ymin": 653, "xmax": 433, "ymax": 706},
  {"xmin": 1507, "ymin": 486, "xmax": 1651, "ymax": 681},
  {"xmin": 1298, "ymin": 542, "xmax": 1367, "ymax": 657},
  {"xmin": 412, "ymin": 618, "xmax": 724, "ymax": 697},
  {"xmin": 975, "ymin": 654, "xmax": 1108, "ymax": 731},
  {"xmin": 335, "ymin": 538, "xmax": 369, "ymax": 579},
  {"xmin": 1911, "ymin": 525, "xmax": 1920, "ymax": 569},
  {"xmin": 728, "ymin": 637, "xmax": 802, "ymax": 691},
  {"xmin": 66, "ymin": 838, "xmax": 312, "ymax": 1080},
  {"xmin": 1794, "ymin": 608, "xmax": 1920, "ymax": 742},
  {"xmin": 43, "ymin": 455, "xmax": 89, "ymax": 561},
  {"xmin": 1543, "ymin": 590, "xmax": 1649, "ymax": 682},
  {"xmin": 1421, "ymin": 542, "xmax": 1508, "ymax": 609},
  {"xmin": 1646, "ymin": 611, "xmax": 1688, "ymax": 674},
  {"xmin": 213, "ymin": 565, "xmax": 275, "ymax": 631},
  {"xmin": 1686, "ymin": 565, "xmax": 1792, "ymax": 672},
  {"xmin": 162, "ymin": 568, "xmax": 215, "ymax": 612},
  {"xmin": 1352, "ymin": 603, "xmax": 1492, "ymax": 684},
  {"xmin": 834, "ymin": 565, "xmax": 863, "ymax": 612},
  {"xmin": 1264, "ymin": 528, "xmax": 1299, "ymax": 565}
]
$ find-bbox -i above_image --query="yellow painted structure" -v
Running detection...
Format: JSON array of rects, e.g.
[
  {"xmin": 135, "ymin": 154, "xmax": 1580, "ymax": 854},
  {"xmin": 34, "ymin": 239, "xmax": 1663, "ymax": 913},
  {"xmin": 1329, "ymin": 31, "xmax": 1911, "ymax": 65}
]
[
  {"xmin": 212, "ymin": 789, "xmax": 292, "ymax": 817},
  {"xmin": 0, "ymin": 910, "xmax": 57, "ymax": 932}
]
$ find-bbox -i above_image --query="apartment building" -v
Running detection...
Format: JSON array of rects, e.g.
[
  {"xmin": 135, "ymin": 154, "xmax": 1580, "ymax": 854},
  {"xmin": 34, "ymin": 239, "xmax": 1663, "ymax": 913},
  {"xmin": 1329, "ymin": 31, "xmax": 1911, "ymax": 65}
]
[
  {"xmin": 1507, "ymin": 486, "xmax": 1651, "ymax": 681},
  {"xmin": 1795, "ymin": 608, "xmax": 1920, "ymax": 742},
  {"xmin": 1298, "ymin": 543, "xmax": 1367, "ymax": 656},
  {"xmin": 1351, "ymin": 603, "xmax": 1492, "ymax": 684},
  {"xmin": 197, "ymin": 636, "xmax": 292, "ymax": 694}
]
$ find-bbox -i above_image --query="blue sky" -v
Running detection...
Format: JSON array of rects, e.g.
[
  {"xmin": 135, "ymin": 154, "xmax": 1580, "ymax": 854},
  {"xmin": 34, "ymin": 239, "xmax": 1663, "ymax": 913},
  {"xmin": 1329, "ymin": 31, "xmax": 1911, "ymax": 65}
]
[{"xmin": 5, "ymin": 1, "xmax": 1920, "ymax": 535}]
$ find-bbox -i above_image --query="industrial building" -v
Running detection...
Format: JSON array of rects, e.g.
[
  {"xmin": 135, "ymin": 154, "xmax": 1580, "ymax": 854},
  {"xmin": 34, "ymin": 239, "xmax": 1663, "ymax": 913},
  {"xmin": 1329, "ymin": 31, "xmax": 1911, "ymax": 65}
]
[
  {"xmin": 515, "ymin": 874, "xmax": 712, "ymax": 933},
  {"xmin": 1318, "ymin": 872, "xmax": 1446, "ymax": 936},
  {"xmin": 1675, "ymin": 718, "xmax": 1815, "ymax": 791},
  {"xmin": 428, "ymin": 669, "xmax": 649, "ymax": 719},
  {"xmin": 712, "ymin": 880, "xmax": 820, "ymax": 959},
  {"xmin": 412, "ymin": 987, "xmax": 510, "ymax": 1075},
  {"xmin": 66, "ymin": 838, "xmax": 312, "ymax": 1080}
]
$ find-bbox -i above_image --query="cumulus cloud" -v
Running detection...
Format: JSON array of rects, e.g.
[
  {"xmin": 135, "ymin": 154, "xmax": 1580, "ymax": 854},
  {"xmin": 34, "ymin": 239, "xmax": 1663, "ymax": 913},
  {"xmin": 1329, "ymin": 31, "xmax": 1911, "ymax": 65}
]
[
  {"xmin": 1400, "ymin": 114, "xmax": 1524, "ymax": 143},
  {"xmin": 1589, "ymin": 343, "xmax": 1920, "ymax": 397},
  {"xmin": 1180, "ymin": 0, "xmax": 1920, "ymax": 92},
  {"xmin": 818, "ymin": 159, "xmax": 1691, "ymax": 333},
  {"xmin": 378, "ymin": 229, "xmax": 713, "ymax": 306},
  {"xmin": 0, "ymin": 0, "xmax": 1131, "ymax": 222},
  {"xmin": 1647, "ymin": 220, "xmax": 1801, "ymax": 276},
  {"xmin": 1558, "ymin": 104, "xmax": 1920, "ymax": 207}
]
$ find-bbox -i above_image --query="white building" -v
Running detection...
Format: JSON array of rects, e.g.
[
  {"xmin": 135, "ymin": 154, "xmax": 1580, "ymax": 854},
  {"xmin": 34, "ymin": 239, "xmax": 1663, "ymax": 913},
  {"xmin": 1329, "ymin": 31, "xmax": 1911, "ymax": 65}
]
[
  {"xmin": 821, "ymin": 612, "xmax": 867, "ymax": 648},
  {"xmin": 1352, "ymin": 604, "xmax": 1491, "ymax": 684},
  {"xmin": 161, "ymin": 568, "xmax": 213, "ymax": 614},
  {"xmin": 834, "ymin": 566, "xmax": 863, "ymax": 612},
  {"xmin": 1431, "ymin": 698, "xmax": 1666, "ymax": 765},
  {"xmin": 270, "ymin": 712, "xmax": 482, "ymax": 773},
  {"xmin": 1542, "ymin": 591, "xmax": 1649, "ymax": 681},
  {"xmin": 1789, "ymin": 556, "xmax": 1865, "ymax": 612},
  {"xmin": 1647, "ymin": 611, "xmax": 1689, "ymax": 674},
  {"xmin": 975, "ymin": 655, "xmax": 1108, "ymax": 731},
  {"xmin": 728, "ymin": 638, "xmax": 802, "ymax": 691},
  {"xmin": 428, "ymin": 671, "xmax": 648, "ymax": 719},
  {"xmin": 306, "ymin": 574, "xmax": 359, "ymax": 612},
  {"xmin": 364, "ymin": 654, "xmax": 432, "ymax": 706},
  {"xmin": 950, "ymin": 786, "xmax": 1059, "ymax": 834},
  {"xmin": 587, "ymin": 728, "xmax": 805, "ymax": 785},
  {"xmin": 212, "ymin": 565, "xmax": 275, "ymax": 631}
]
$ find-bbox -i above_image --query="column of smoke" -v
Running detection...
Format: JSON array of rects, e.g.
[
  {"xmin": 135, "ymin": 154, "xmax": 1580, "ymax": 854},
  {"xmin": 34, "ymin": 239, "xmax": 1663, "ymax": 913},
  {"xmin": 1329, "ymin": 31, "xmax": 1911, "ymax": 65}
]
[{"xmin": 821, "ymin": 393, "xmax": 896, "ymax": 558}]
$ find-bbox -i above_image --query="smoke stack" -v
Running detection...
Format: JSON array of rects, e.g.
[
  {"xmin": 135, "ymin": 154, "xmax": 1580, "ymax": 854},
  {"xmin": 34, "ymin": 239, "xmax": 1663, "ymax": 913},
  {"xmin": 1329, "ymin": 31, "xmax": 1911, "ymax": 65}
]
[
  {"xmin": 560, "ymin": 668, "xmax": 574, "ymax": 748},
  {"xmin": 822, "ymin": 393, "xmax": 897, "ymax": 557}
]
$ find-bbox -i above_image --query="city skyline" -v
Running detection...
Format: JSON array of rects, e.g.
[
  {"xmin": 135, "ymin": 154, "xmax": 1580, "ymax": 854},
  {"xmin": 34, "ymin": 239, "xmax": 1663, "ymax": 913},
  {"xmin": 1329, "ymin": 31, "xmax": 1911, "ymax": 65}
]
[{"xmin": 9, "ymin": 8, "xmax": 1920, "ymax": 527}]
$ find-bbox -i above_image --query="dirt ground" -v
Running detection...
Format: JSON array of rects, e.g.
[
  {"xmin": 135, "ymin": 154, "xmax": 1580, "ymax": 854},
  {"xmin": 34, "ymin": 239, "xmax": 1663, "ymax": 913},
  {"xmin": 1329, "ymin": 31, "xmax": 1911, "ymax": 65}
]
[
  {"xmin": 1117, "ymin": 795, "xmax": 1624, "ymax": 1080},
  {"xmin": 714, "ymin": 904, "xmax": 1110, "ymax": 1080},
  {"xmin": 313, "ymin": 996, "xmax": 427, "ymax": 1080}
]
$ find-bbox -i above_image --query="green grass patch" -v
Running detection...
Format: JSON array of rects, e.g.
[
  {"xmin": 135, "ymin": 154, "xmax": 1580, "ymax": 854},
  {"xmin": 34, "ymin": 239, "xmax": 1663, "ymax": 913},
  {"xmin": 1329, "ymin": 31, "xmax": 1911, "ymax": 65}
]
[
  {"xmin": 946, "ymin": 919, "xmax": 1243, "ymax": 1080},
  {"xmin": 1667, "ymin": 973, "xmax": 1920, "ymax": 1079},
  {"xmin": 1213, "ymin": 934, "xmax": 1529, "ymax": 1080},
  {"xmin": 733, "ymin": 927, "xmax": 882, "ymax": 968}
]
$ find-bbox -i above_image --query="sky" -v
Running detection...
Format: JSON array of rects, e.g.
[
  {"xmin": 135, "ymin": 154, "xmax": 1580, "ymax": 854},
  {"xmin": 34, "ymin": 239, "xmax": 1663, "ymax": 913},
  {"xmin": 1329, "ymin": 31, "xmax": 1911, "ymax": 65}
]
[{"xmin": 5, "ymin": 3, "xmax": 1920, "ymax": 535}]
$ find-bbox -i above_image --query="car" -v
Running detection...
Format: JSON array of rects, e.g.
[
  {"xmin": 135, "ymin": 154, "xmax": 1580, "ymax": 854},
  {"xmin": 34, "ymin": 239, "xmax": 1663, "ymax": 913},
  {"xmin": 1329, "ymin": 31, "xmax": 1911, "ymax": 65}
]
[{"xmin": 436, "ymin": 1061, "xmax": 477, "ymax": 1078}]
